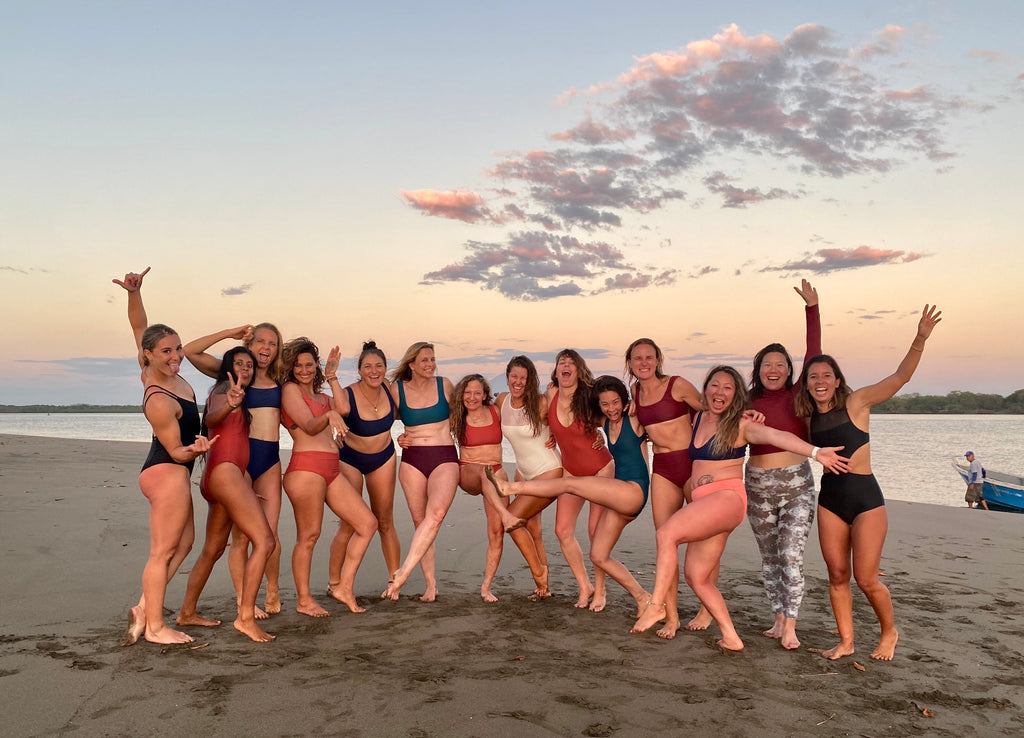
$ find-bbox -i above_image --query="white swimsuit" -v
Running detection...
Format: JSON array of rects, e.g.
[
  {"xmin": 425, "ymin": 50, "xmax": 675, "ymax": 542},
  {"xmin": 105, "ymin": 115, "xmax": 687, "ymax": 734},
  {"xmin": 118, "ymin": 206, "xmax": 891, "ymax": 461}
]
[{"xmin": 500, "ymin": 400, "xmax": 562, "ymax": 480}]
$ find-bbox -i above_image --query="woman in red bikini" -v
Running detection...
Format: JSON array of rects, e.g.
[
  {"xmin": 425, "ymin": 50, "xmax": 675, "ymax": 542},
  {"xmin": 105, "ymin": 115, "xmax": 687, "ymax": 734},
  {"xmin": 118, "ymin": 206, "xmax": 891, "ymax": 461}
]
[
  {"xmin": 545, "ymin": 349, "xmax": 612, "ymax": 610},
  {"xmin": 625, "ymin": 338, "xmax": 703, "ymax": 637},
  {"xmin": 451, "ymin": 373, "xmax": 527, "ymax": 602},
  {"xmin": 175, "ymin": 347, "xmax": 276, "ymax": 642},
  {"xmin": 281, "ymin": 338, "xmax": 377, "ymax": 617}
]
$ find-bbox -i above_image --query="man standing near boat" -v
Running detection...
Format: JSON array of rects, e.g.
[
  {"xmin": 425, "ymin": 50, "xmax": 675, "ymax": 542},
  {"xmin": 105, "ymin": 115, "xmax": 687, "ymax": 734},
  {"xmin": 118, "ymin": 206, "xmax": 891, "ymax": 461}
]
[{"xmin": 964, "ymin": 451, "xmax": 989, "ymax": 510}]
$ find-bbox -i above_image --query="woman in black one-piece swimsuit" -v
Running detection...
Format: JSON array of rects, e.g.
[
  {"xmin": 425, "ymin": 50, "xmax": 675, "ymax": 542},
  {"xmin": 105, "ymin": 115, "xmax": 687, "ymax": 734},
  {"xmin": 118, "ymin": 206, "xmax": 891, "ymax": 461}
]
[
  {"xmin": 796, "ymin": 304, "xmax": 942, "ymax": 663},
  {"xmin": 114, "ymin": 267, "xmax": 214, "ymax": 647}
]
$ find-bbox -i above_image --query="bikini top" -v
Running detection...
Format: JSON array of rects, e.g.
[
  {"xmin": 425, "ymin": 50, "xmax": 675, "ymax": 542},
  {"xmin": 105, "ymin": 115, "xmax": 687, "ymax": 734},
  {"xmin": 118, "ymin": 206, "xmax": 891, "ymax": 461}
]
[
  {"xmin": 344, "ymin": 385, "xmax": 397, "ymax": 437},
  {"xmin": 245, "ymin": 382, "xmax": 281, "ymax": 410},
  {"xmin": 280, "ymin": 388, "xmax": 330, "ymax": 430},
  {"xmin": 635, "ymin": 376, "xmax": 691, "ymax": 427},
  {"xmin": 810, "ymin": 407, "xmax": 869, "ymax": 457},
  {"xmin": 141, "ymin": 387, "xmax": 201, "ymax": 473},
  {"xmin": 397, "ymin": 377, "xmax": 449, "ymax": 426},
  {"xmin": 462, "ymin": 405, "xmax": 502, "ymax": 447},
  {"xmin": 688, "ymin": 412, "xmax": 746, "ymax": 462}
]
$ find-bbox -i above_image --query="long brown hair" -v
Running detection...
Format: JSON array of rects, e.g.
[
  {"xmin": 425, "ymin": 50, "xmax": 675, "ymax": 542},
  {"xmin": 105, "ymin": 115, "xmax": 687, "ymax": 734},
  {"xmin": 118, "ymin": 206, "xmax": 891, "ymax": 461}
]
[
  {"xmin": 282, "ymin": 337, "xmax": 326, "ymax": 393},
  {"xmin": 505, "ymin": 355, "xmax": 543, "ymax": 436},
  {"xmin": 389, "ymin": 341, "xmax": 434, "ymax": 383},
  {"xmin": 795, "ymin": 354, "xmax": 850, "ymax": 417},
  {"xmin": 450, "ymin": 374, "xmax": 494, "ymax": 444},
  {"xmin": 701, "ymin": 366, "xmax": 749, "ymax": 457},
  {"xmin": 551, "ymin": 348, "xmax": 599, "ymax": 434}
]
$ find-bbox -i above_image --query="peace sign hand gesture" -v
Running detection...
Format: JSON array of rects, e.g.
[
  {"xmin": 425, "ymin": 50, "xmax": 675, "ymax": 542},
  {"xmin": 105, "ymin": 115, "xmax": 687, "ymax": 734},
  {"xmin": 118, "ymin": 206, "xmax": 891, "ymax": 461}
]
[{"xmin": 226, "ymin": 371, "xmax": 246, "ymax": 410}]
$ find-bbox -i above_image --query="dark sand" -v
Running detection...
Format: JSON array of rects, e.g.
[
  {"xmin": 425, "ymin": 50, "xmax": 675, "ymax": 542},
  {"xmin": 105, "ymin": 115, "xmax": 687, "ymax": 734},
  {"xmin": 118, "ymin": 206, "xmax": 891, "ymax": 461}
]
[{"xmin": 1, "ymin": 433, "xmax": 1022, "ymax": 736}]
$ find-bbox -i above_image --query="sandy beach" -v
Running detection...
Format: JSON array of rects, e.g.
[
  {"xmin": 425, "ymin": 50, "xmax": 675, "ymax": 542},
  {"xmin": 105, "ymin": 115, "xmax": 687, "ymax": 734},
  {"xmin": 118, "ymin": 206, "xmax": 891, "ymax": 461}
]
[{"xmin": 1, "ymin": 433, "xmax": 1022, "ymax": 737}]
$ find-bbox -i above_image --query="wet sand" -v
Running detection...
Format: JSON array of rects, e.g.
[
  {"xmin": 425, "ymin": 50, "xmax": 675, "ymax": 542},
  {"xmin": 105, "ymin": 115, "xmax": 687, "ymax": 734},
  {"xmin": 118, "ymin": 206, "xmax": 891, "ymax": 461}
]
[{"xmin": 1, "ymin": 433, "xmax": 1022, "ymax": 736}]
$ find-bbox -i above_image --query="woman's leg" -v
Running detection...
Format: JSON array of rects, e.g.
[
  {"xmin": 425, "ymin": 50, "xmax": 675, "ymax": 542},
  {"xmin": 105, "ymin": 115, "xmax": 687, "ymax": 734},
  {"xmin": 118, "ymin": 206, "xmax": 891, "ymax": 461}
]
[
  {"xmin": 745, "ymin": 469, "xmax": 785, "ymax": 637},
  {"xmin": 774, "ymin": 471, "xmax": 816, "ymax": 649},
  {"xmin": 324, "ymin": 474, "xmax": 377, "ymax": 612},
  {"xmin": 137, "ymin": 466, "xmax": 195, "ymax": 644},
  {"xmin": 817, "ymin": 506, "xmax": 854, "ymax": 660},
  {"xmin": 177, "ymin": 499, "xmax": 232, "ymax": 627},
  {"xmin": 554, "ymin": 488, "xmax": 593, "ymax": 608},
  {"xmin": 649, "ymin": 473, "xmax": 684, "ymax": 639},
  {"xmin": 588, "ymin": 508, "xmax": 649, "ymax": 614},
  {"xmin": 851, "ymin": 507, "xmax": 898, "ymax": 660},
  {"xmin": 365, "ymin": 457, "xmax": 401, "ymax": 575},
  {"xmin": 683, "ymin": 533, "xmax": 741, "ymax": 650},
  {"xmin": 384, "ymin": 461, "xmax": 459, "ymax": 601},
  {"xmin": 479, "ymin": 484, "xmax": 506, "ymax": 602},
  {"xmin": 284, "ymin": 471, "xmax": 330, "ymax": 617},
  {"xmin": 252, "ymin": 464, "xmax": 283, "ymax": 613}
]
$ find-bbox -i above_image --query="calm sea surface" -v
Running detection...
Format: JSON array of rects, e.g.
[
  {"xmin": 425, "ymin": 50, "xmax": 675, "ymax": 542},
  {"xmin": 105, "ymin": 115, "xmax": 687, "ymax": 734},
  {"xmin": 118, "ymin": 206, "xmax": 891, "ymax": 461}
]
[{"xmin": 1, "ymin": 413, "xmax": 1020, "ymax": 508}]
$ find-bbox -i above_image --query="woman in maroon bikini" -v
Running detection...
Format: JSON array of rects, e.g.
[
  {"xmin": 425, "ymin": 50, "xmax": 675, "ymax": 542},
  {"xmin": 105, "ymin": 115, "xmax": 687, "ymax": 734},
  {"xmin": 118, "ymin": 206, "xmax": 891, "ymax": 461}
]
[{"xmin": 626, "ymin": 339, "xmax": 703, "ymax": 638}]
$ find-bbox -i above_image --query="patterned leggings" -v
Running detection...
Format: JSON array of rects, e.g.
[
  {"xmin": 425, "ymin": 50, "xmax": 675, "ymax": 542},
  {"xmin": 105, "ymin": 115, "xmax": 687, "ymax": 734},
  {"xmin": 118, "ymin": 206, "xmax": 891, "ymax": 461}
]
[{"xmin": 744, "ymin": 461, "xmax": 816, "ymax": 620}]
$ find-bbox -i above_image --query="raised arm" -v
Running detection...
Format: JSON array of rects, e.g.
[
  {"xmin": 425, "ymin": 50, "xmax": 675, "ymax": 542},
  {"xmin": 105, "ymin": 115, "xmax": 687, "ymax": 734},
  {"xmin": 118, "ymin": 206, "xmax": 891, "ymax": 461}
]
[
  {"xmin": 203, "ymin": 373, "xmax": 246, "ymax": 429},
  {"xmin": 852, "ymin": 304, "xmax": 942, "ymax": 410},
  {"xmin": 184, "ymin": 325, "xmax": 253, "ymax": 379},
  {"xmin": 795, "ymin": 278, "xmax": 821, "ymax": 361},
  {"xmin": 323, "ymin": 346, "xmax": 352, "ymax": 417},
  {"xmin": 112, "ymin": 267, "xmax": 151, "ymax": 367}
]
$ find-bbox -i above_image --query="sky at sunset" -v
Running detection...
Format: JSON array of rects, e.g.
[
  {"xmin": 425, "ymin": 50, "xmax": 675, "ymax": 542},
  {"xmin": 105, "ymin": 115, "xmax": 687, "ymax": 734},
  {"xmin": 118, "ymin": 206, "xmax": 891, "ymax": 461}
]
[{"xmin": 2, "ymin": 1, "xmax": 1022, "ymax": 405}]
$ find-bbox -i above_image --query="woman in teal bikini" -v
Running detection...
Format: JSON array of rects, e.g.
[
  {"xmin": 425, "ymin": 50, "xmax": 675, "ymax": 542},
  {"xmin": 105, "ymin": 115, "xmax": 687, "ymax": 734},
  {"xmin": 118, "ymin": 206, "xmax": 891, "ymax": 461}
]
[{"xmin": 382, "ymin": 342, "xmax": 460, "ymax": 602}]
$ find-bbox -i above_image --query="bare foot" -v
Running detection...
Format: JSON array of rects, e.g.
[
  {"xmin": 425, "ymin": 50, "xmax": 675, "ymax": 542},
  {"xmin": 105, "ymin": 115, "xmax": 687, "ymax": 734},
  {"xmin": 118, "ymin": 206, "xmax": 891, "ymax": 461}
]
[
  {"xmin": 416, "ymin": 583, "xmax": 438, "ymax": 603},
  {"xmin": 631, "ymin": 601, "xmax": 666, "ymax": 633},
  {"xmin": 176, "ymin": 612, "xmax": 221, "ymax": 627},
  {"xmin": 296, "ymin": 601, "xmax": 331, "ymax": 618},
  {"xmin": 263, "ymin": 589, "xmax": 281, "ymax": 615},
  {"xmin": 685, "ymin": 606, "xmax": 713, "ymax": 631},
  {"xmin": 718, "ymin": 635, "xmax": 745, "ymax": 651},
  {"xmin": 327, "ymin": 585, "xmax": 366, "ymax": 613},
  {"xmin": 504, "ymin": 518, "xmax": 527, "ymax": 533},
  {"xmin": 589, "ymin": 590, "xmax": 607, "ymax": 613},
  {"xmin": 381, "ymin": 577, "xmax": 401, "ymax": 601},
  {"xmin": 254, "ymin": 605, "xmax": 269, "ymax": 621},
  {"xmin": 531, "ymin": 565, "xmax": 549, "ymax": 594},
  {"xmin": 121, "ymin": 605, "xmax": 146, "ymax": 647},
  {"xmin": 763, "ymin": 613, "xmax": 785, "ymax": 639},
  {"xmin": 656, "ymin": 620, "xmax": 680, "ymax": 640},
  {"xmin": 485, "ymin": 466, "xmax": 510, "ymax": 497},
  {"xmin": 633, "ymin": 592, "xmax": 652, "ymax": 619},
  {"xmin": 573, "ymin": 583, "xmax": 595, "ymax": 609},
  {"xmin": 528, "ymin": 587, "xmax": 552, "ymax": 602},
  {"xmin": 144, "ymin": 625, "xmax": 194, "ymax": 645},
  {"xmin": 481, "ymin": 588, "xmax": 498, "ymax": 603},
  {"xmin": 234, "ymin": 618, "xmax": 276, "ymax": 643},
  {"xmin": 871, "ymin": 629, "xmax": 898, "ymax": 661},
  {"xmin": 822, "ymin": 639, "xmax": 855, "ymax": 660},
  {"xmin": 781, "ymin": 620, "xmax": 801, "ymax": 650}
]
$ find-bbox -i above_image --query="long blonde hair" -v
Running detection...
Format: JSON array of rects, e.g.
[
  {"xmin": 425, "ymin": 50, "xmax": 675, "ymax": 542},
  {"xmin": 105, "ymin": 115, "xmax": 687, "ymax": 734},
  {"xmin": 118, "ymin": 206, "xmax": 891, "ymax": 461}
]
[
  {"xmin": 389, "ymin": 341, "xmax": 434, "ymax": 383},
  {"xmin": 247, "ymin": 322, "xmax": 285, "ymax": 383}
]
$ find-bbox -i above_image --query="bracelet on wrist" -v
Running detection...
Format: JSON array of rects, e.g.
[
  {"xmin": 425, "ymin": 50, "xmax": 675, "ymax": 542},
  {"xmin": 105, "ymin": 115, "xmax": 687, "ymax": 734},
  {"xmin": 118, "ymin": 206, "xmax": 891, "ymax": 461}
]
[
  {"xmin": 325, "ymin": 375, "xmax": 338, "ymax": 382},
  {"xmin": 811, "ymin": 446, "xmax": 820, "ymax": 461}
]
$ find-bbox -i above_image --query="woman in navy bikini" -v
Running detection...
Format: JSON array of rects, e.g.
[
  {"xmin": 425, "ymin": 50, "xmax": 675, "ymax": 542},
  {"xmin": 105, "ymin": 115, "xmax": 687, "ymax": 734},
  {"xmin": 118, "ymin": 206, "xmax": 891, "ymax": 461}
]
[
  {"xmin": 324, "ymin": 341, "xmax": 401, "ymax": 603},
  {"xmin": 115, "ymin": 267, "xmax": 213, "ymax": 646},
  {"xmin": 797, "ymin": 305, "xmax": 941, "ymax": 662},
  {"xmin": 632, "ymin": 366, "xmax": 847, "ymax": 651},
  {"xmin": 382, "ymin": 342, "xmax": 460, "ymax": 602},
  {"xmin": 185, "ymin": 321, "xmax": 287, "ymax": 616}
]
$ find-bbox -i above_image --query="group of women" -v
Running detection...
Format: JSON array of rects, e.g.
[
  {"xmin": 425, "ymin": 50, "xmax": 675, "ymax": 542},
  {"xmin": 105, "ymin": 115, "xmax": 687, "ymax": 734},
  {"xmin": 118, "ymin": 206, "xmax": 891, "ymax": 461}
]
[{"xmin": 115, "ymin": 266, "xmax": 940, "ymax": 661}]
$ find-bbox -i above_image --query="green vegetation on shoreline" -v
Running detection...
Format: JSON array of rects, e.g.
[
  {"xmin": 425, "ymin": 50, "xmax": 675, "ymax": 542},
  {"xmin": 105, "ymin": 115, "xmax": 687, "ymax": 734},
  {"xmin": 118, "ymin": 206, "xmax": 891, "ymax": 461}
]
[{"xmin": 4, "ymin": 390, "xmax": 1023, "ymax": 414}]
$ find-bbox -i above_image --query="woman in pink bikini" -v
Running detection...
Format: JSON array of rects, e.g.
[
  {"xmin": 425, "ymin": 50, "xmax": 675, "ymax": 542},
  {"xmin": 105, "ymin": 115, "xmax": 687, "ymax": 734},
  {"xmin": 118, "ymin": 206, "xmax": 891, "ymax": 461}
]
[{"xmin": 280, "ymin": 337, "xmax": 377, "ymax": 617}]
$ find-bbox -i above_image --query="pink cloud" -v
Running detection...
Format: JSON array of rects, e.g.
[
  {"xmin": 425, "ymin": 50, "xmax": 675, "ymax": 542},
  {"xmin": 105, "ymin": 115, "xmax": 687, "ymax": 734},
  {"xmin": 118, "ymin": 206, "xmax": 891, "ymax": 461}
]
[
  {"xmin": 762, "ymin": 245, "xmax": 930, "ymax": 274},
  {"xmin": 401, "ymin": 189, "xmax": 501, "ymax": 223}
]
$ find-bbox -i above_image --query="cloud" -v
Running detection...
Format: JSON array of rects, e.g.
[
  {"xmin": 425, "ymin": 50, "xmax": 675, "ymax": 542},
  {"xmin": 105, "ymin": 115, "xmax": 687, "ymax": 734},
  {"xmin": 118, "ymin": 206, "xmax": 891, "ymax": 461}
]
[
  {"xmin": 221, "ymin": 283, "xmax": 254, "ymax": 297},
  {"xmin": 401, "ymin": 189, "xmax": 508, "ymax": 224},
  {"xmin": 968, "ymin": 49, "xmax": 1008, "ymax": 63},
  {"xmin": 1, "ymin": 265, "xmax": 49, "ymax": 275},
  {"xmin": 409, "ymin": 22, "xmax": 962, "ymax": 299},
  {"xmin": 760, "ymin": 245, "xmax": 930, "ymax": 274},
  {"xmin": 687, "ymin": 265, "xmax": 719, "ymax": 279}
]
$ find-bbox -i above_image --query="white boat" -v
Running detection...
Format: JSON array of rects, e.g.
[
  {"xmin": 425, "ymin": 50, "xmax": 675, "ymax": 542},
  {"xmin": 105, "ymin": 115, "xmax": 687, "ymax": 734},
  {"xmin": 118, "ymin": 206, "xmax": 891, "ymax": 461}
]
[{"xmin": 951, "ymin": 459, "xmax": 1024, "ymax": 512}]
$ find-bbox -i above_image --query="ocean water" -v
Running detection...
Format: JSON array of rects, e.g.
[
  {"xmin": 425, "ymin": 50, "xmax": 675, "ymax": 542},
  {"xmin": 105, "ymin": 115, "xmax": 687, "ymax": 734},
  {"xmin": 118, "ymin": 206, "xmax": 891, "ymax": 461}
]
[{"xmin": 1, "ymin": 413, "xmax": 1020, "ymax": 508}]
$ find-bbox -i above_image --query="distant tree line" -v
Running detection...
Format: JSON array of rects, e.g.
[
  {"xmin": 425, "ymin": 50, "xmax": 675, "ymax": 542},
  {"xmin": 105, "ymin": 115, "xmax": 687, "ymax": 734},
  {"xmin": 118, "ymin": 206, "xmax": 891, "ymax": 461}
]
[
  {"xmin": 0, "ymin": 404, "xmax": 142, "ymax": 413},
  {"xmin": 874, "ymin": 390, "xmax": 1024, "ymax": 414}
]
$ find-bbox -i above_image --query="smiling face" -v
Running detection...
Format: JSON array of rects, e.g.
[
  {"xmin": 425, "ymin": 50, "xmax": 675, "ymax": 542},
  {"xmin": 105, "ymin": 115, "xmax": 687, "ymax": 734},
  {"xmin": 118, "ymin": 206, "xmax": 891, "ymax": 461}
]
[
  {"xmin": 598, "ymin": 390, "xmax": 624, "ymax": 422},
  {"xmin": 507, "ymin": 365, "xmax": 528, "ymax": 400},
  {"xmin": 145, "ymin": 334, "xmax": 184, "ymax": 376},
  {"xmin": 462, "ymin": 379, "xmax": 486, "ymax": 411},
  {"xmin": 412, "ymin": 348, "xmax": 436, "ymax": 379},
  {"xmin": 359, "ymin": 354, "xmax": 386, "ymax": 388},
  {"xmin": 758, "ymin": 351, "xmax": 791, "ymax": 392},
  {"xmin": 231, "ymin": 352, "xmax": 255, "ymax": 388},
  {"xmin": 291, "ymin": 352, "xmax": 318, "ymax": 386},
  {"xmin": 628, "ymin": 342, "xmax": 659, "ymax": 381},
  {"xmin": 555, "ymin": 356, "xmax": 578, "ymax": 388},
  {"xmin": 805, "ymin": 361, "xmax": 841, "ymax": 409},
  {"xmin": 705, "ymin": 370, "xmax": 737, "ymax": 415},
  {"xmin": 248, "ymin": 328, "xmax": 279, "ymax": 371}
]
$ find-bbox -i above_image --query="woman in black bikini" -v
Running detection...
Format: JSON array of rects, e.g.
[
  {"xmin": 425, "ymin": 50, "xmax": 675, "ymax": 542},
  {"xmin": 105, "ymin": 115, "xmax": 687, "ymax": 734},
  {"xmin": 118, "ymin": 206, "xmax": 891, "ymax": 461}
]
[
  {"xmin": 114, "ymin": 267, "xmax": 214, "ymax": 646},
  {"xmin": 796, "ymin": 304, "xmax": 941, "ymax": 662}
]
